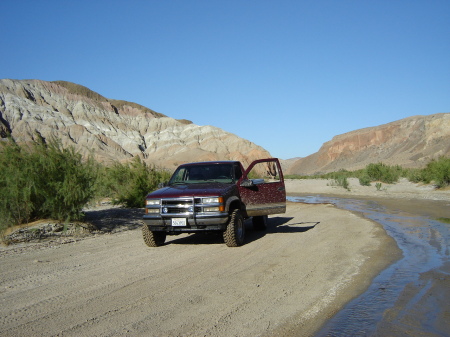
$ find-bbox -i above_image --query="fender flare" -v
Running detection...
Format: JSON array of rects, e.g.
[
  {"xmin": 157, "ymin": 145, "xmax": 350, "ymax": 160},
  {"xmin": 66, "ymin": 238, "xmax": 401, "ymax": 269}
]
[{"xmin": 225, "ymin": 196, "xmax": 242, "ymax": 213}]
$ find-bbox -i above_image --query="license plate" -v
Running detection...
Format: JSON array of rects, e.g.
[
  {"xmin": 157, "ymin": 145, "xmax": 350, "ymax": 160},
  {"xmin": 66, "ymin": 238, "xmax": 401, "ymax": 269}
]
[{"xmin": 172, "ymin": 218, "xmax": 187, "ymax": 227}]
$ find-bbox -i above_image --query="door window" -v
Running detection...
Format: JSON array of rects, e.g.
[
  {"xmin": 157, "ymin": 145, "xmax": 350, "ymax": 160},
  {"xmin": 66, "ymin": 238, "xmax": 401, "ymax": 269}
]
[{"xmin": 246, "ymin": 160, "xmax": 281, "ymax": 183}]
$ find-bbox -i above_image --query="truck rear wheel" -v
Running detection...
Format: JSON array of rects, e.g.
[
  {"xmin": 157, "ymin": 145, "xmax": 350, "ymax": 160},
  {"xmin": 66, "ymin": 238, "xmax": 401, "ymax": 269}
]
[
  {"xmin": 253, "ymin": 215, "xmax": 268, "ymax": 231},
  {"xmin": 142, "ymin": 225, "xmax": 166, "ymax": 247},
  {"xmin": 223, "ymin": 209, "xmax": 245, "ymax": 247}
]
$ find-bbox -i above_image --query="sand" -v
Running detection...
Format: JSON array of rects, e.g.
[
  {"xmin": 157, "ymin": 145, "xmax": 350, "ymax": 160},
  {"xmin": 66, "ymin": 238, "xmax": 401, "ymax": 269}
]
[
  {"xmin": 0, "ymin": 178, "xmax": 448, "ymax": 336},
  {"xmin": 286, "ymin": 177, "xmax": 450, "ymax": 202}
]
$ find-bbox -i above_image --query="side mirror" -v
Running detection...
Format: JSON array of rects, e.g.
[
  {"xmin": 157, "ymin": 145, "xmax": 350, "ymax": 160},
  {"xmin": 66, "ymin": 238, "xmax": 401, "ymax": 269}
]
[
  {"xmin": 158, "ymin": 181, "xmax": 168, "ymax": 188},
  {"xmin": 240, "ymin": 179, "xmax": 254, "ymax": 187}
]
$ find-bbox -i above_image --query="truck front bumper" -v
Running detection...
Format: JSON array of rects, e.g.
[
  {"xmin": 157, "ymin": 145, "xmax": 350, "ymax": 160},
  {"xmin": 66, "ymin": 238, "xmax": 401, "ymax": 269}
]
[{"xmin": 143, "ymin": 213, "xmax": 229, "ymax": 232}]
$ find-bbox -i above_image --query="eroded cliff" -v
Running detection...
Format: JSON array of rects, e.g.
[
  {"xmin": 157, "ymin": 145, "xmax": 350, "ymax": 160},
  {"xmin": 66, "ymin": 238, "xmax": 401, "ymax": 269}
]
[
  {"xmin": 0, "ymin": 79, "xmax": 270, "ymax": 169},
  {"xmin": 287, "ymin": 113, "xmax": 450, "ymax": 175}
]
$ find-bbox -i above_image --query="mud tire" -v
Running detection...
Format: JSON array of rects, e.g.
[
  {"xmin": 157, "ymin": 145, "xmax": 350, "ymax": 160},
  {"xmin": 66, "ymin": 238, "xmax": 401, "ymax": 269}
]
[
  {"xmin": 142, "ymin": 225, "xmax": 166, "ymax": 247},
  {"xmin": 253, "ymin": 215, "xmax": 268, "ymax": 231},
  {"xmin": 223, "ymin": 209, "xmax": 245, "ymax": 247}
]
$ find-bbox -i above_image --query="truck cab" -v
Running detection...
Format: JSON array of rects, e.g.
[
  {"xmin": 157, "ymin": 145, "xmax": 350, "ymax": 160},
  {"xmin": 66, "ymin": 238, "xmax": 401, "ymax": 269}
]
[{"xmin": 142, "ymin": 158, "xmax": 286, "ymax": 247}]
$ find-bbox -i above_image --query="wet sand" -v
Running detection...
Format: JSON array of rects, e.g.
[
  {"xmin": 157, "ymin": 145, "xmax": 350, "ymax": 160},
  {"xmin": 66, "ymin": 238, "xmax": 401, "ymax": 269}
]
[{"xmin": 285, "ymin": 179, "xmax": 450, "ymax": 336}]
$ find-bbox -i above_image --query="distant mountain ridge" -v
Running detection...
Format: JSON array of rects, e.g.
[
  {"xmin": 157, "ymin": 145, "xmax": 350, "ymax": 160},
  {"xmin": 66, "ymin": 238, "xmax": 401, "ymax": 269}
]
[
  {"xmin": 2, "ymin": 79, "xmax": 448, "ymax": 174},
  {"xmin": 0, "ymin": 79, "xmax": 270, "ymax": 168},
  {"xmin": 286, "ymin": 113, "xmax": 450, "ymax": 175}
]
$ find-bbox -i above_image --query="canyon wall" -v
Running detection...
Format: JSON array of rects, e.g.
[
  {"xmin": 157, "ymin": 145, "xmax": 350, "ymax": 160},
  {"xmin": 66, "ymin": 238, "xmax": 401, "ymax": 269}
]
[
  {"xmin": 0, "ymin": 79, "xmax": 270, "ymax": 169},
  {"xmin": 287, "ymin": 113, "xmax": 450, "ymax": 175}
]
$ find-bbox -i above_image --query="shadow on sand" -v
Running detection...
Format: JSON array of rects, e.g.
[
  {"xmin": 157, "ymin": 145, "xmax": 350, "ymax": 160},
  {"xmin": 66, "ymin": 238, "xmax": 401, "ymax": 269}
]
[
  {"xmin": 166, "ymin": 216, "xmax": 320, "ymax": 246},
  {"xmin": 84, "ymin": 207, "xmax": 143, "ymax": 233},
  {"xmin": 84, "ymin": 207, "xmax": 319, "ymax": 246}
]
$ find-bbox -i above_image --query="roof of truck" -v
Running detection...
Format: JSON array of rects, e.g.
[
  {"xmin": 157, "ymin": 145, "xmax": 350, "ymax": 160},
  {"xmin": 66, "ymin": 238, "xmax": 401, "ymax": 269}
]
[{"xmin": 178, "ymin": 161, "xmax": 240, "ymax": 166}]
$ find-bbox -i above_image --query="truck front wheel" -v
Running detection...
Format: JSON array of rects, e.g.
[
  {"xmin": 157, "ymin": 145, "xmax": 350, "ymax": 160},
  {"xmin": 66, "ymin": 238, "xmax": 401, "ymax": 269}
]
[
  {"xmin": 143, "ymin": 225, "xmax": 166, "ymax": 247},
  {"xmin": 223, "ymin": 209, "xmax": 245, "ymax": 247}
]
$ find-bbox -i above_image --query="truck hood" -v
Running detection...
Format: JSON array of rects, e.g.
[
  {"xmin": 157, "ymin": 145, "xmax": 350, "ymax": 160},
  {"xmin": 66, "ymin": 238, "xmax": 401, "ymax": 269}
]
[{"xmin": 147, "ymin": 183, "xmax": 236, "ymax": 199}]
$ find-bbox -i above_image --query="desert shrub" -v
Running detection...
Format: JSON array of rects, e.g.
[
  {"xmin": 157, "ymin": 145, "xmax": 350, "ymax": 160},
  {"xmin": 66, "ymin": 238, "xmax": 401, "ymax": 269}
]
[
  {"xmin": 365, "ymin": 163, "xmax": 402, "ymax": 184},
  {"xmin": 30, "ymin": 139, "xmax": 98, "ymax": 221},
  {"xmin": 247, "ymin": 170, "xmax": 262, "ymax": 180},
  {"xmin": 283, "ymin": 157, "xmax": 450, "ymax": 189},
  {"xmin": 0, "ymin": 140, "xmax": 34, "ymax": 231},
  {"xmin": 335, "ymin": 175, "xmax": 350, "ymax": 190},
  {"xmin": 405, "ymin": 168, "xmax": 426, "ymax": 183},
  {"xmin": 284, "ymin": 174, "xmax": 310, "ymax": 179},
  {"xmin": 325, "ymin": 173, "xmax": 350, "ymax": 190},
  {"xmin": 321, "ymin": 169, "xmax": 351, "ymax": 180},
  {"xmin": 402, "ymin": 157, "xmax": 449, "ymax": 187},
  {"xmin": 100, "ymin": 157, "xmax": 171, "ymax": 208},
  {"xmin": 423, "ymin": 157, "xmax": 450, "ymax": 188},
  {"xmin": 359, "ymin": 175, "xmax": 371, "ymax": 186},
  {"xmin": 0, "ymin": 138, "xmax": 98, "ymax": 232}
]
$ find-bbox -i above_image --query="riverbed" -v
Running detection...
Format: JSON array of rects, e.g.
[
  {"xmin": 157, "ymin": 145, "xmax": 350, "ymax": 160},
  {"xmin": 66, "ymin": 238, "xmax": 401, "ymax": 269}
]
[{"xmin": 288, "ymin": 195, "xmax": 450, "ymax": 336}]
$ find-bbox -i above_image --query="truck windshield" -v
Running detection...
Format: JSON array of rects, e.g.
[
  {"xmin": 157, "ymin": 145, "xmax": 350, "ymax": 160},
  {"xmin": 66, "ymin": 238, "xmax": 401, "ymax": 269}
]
[{"xmin": 169, "ymin": 164, "xmax": 235, "ymax": 185}]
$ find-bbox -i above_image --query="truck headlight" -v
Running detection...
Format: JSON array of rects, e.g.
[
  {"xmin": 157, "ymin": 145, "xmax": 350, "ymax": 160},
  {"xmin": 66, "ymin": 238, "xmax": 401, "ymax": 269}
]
[
  {"xmin": 146, "ymin": 199, "xmax": 160, "ymax": 206},
  {"xmin": 203, "ymin": 197, "xmax": 223, "ymax": 204}
]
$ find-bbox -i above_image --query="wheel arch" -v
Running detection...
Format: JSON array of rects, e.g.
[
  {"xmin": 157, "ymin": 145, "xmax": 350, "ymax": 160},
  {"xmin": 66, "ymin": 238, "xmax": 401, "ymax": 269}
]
[{"xmin": 226, "ymin": 196, "xmax": 242, "ymax": 212}]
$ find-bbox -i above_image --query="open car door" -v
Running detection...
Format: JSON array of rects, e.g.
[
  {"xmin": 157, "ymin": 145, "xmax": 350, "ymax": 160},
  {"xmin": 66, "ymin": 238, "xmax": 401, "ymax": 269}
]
[{"xmin": 238, "ymin": 158, "xmax": 286, "ymax": 217}]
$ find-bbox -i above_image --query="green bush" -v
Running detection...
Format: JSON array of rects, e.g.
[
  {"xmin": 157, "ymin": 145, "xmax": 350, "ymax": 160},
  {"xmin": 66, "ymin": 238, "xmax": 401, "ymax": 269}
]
[
  {"xmin": 0, "ymin": 138, "xmax": 172, "ymax": 234},
  {"xmin": 0, "ymin": 138, "xmax": 98, "ymax": 232},
  {"xmin": 0, "ymin": 140, "xmax": 33, "ymax": 230},
  {"xmin": 321, "ymin": 171, "xmax": 350, "ymax": 191},
  {"xmin": 365, "ymin": 162, "xmax": 402, "ymax": 184},
  {"xmin": 100, "ymin": 157, "xmax": 171, "ymax": 208},
  {"xmin": 32, "ymin": 139, "xmax": 98, "ymax": 221},
  {"xmin": 423, "ymin": 157, "xmax": 450, "ymax": 188},
  {"xmin": 284, "ymin": 174, "xmax": 310, "ymax": 180},
  {"xmin": 405, "ymin": 168, "xmax": 426, "ymax": 183},
  {"xmin": 335, "ymin": 175, "xmax": 350, "ymax": 190},
  {"xmin": 358, "ymin": 175, "xmax": 371, "ymax": 186},
  {"xmin": 271, "ymin": 157, "xmax": 450, "ymax": 189}
]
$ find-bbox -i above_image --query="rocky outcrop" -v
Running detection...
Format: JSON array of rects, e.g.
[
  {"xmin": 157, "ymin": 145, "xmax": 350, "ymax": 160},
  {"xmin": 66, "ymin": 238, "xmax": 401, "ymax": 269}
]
[
  {"xmin": 287, "ymin": 113, "xmax": 450, "ymax": 175},
  {"xmin": 0, "ymin": 79, "xmax": 270, "ymax": 169}
]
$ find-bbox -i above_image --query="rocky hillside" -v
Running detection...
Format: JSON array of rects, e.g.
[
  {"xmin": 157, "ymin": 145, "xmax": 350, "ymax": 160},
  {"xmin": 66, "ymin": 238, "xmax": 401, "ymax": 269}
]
[
  {"xmin": 0, "ymin": 79, "xmax": 270, "ymax": 169},
  {"xmin": 287, "ymin": 113, "xmax": 450, "ymax": 175}
]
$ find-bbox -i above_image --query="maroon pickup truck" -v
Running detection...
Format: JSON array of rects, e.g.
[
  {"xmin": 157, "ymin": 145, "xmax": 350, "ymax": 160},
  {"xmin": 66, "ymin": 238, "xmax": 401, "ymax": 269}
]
[{"xmin": 142, "ymin": 158, "xmax": 286, "ymax": 247}]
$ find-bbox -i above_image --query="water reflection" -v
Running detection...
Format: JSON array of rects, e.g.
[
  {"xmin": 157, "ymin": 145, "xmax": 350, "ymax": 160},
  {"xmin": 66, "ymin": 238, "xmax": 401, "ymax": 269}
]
[{"xmin": 287, "ymin": 196, "xmax": 450, "ymax": 336}]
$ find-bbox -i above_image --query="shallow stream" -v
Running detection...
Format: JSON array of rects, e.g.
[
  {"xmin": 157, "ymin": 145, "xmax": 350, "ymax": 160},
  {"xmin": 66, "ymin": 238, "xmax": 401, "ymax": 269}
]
[{"xmin": 287, "ymin": 195, "xmax": 450, "ymax": 336}]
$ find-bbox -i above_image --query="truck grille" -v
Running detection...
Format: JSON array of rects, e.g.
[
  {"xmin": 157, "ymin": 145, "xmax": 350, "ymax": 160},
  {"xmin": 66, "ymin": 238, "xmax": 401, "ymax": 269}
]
[{"xmin": 161, "ymin": 198, "xmax": 201, "ymax": 214}]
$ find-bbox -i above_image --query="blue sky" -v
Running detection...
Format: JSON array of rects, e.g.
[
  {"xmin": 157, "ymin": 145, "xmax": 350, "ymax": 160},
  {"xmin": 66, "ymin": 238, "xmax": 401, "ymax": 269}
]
[{"xmin": 2, "ymin": 1, "xmax": 449, "ymax": 159}]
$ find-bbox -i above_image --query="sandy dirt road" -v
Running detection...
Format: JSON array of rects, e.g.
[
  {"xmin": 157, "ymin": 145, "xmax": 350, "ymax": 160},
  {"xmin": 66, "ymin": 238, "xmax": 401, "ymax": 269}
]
[{"xmin": 0, "ymin": 202, "xmax": 399, "ymax": 337}]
